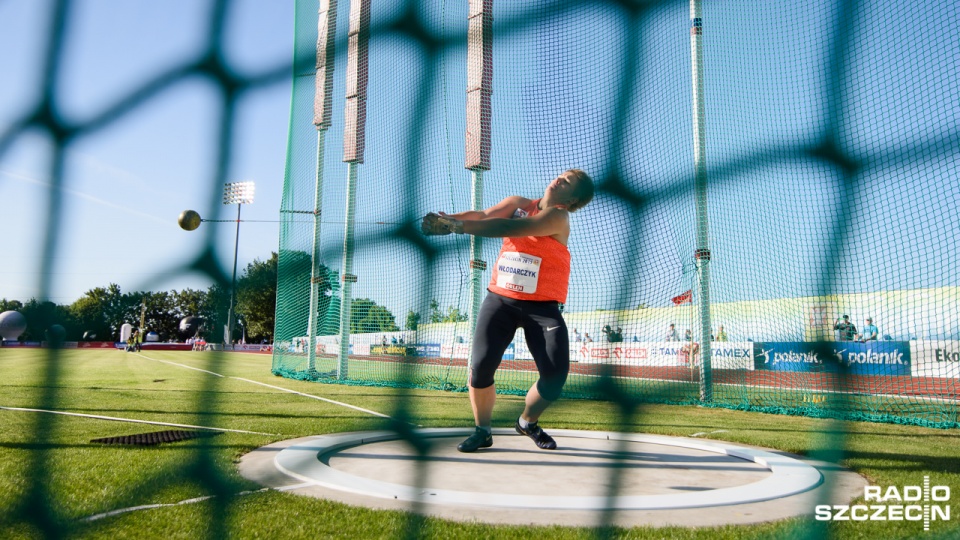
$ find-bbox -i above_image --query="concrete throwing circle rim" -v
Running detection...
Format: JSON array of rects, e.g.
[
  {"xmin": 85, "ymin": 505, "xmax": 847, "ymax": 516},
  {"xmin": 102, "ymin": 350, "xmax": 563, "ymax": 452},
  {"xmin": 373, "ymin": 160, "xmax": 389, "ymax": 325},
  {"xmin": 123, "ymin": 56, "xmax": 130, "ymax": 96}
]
[{"xmin": 274, "ymin": 428, "xmax": 822, "ymax": 510}]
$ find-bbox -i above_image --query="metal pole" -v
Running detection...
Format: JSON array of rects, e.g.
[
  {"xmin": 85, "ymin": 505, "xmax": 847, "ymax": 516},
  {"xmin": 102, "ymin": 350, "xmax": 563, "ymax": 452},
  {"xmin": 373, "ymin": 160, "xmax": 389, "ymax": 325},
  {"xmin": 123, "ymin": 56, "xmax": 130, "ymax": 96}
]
[
  {"xmin": 226, "ymin": 203, "xmax": 242, "ymax": 350},
  {"xmin": 307, "ymin": 129, "xmax": 327, "ymax": 373},
  {"xmin": 468, "ymin": 169, "xmax": 484, "ymax": 370},
  {"xmin": 337, "ymin": 161, "xmax": 359, "ymax": 379},
  {"xmin": 691, "ymin": 0, "xmax": 712, "ymax": 402},
  {"xmin": 139, "ymin": 299, "xmax": 146, "ymax": 335},
  {"xmin": 465, "ymin": 0, "xmax": 492, "ymax": 367}
]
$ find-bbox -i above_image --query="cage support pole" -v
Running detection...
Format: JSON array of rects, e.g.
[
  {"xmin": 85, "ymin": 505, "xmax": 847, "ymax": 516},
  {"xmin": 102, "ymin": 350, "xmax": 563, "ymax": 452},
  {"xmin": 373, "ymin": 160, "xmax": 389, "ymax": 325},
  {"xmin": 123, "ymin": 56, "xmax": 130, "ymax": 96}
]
[
  {"xmin": 337, "ymin": 0, "xmax": 370, "ymax": 379},
  {"xmin": 691, "ymin": 0, "xmax": 713, "ymax": 402},
  {"xmin": 468, "ymin": 170, "xmax": 484, "ymax": 356},
  {"xmin": 307, "ymin": 129, "xmax": 327, "ymax": 373},
  {"xmin": 308, "ymin": 0, "xmax": 337, "ymax": 373},
  {"xmin": 465, "ymin": 0, "xmax": 493, "ymax": 369},
  {"xmin": 337, "ymin": 162, "xmax": 359, "ymax": 378}
]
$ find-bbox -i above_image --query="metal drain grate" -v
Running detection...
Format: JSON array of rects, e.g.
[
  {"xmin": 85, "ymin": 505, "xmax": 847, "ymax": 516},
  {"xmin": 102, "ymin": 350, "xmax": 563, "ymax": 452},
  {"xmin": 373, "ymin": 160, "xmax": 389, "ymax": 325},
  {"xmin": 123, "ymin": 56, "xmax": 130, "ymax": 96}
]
[{"xmin": 91, "ymin": 430, "xmax": 222, "ymax": 446}]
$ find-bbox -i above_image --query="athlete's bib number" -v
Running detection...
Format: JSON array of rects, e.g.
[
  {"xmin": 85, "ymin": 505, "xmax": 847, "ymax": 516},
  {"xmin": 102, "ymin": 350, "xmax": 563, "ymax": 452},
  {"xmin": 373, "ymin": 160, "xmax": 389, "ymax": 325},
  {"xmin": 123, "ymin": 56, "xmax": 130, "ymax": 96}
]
[{"xmin": 495, "ymin": 251, "xmax": 541, "ymax": 294}]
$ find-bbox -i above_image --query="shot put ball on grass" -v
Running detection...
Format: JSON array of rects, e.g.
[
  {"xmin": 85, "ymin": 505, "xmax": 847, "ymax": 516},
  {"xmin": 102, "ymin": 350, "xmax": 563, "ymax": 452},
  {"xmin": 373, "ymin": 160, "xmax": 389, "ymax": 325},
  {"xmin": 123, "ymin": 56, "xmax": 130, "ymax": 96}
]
[{"xmin": 178, "ymin": 210, "xmax": 202, "ymax": 231}]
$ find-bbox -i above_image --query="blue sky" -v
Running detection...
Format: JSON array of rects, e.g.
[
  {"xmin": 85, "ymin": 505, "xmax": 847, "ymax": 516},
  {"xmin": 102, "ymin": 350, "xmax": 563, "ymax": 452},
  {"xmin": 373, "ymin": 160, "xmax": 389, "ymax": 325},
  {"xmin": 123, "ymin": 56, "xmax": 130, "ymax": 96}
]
[
  {"xmin": 1, "ymin": 0, "xmax": 294, "ymax": 305},
  {"xmin": 2, "ymin": 0, "xmax": 957, "ymax": 336},
  {"xmin": 280, "ymin": 0, "xmax": 958, "ymax": 327}
]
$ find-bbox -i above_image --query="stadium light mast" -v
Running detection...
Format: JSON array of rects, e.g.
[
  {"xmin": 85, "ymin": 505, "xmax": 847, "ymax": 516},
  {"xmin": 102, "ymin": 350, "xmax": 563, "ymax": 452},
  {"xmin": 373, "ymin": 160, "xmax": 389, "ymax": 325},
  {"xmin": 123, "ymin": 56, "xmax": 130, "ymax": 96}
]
[
  {"xmin": 223, "ymin": 181, "xmax": 255, "ymax": 350},
  {"xmin": 690, "ymin": 0, "xmax": 713, "ymax": 402}
]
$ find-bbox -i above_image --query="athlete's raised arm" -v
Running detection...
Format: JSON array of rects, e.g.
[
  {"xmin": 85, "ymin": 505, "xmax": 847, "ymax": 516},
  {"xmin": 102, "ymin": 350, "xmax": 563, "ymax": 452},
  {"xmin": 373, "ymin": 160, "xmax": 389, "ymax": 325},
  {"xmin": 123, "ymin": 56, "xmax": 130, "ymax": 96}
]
[
  {"xmin": 440, "ymin": 195, "xmax": 530, "ymax": 221},
  {"xmin": 458, "ymin": 206, "xmax": 569, "ymax": 239}
]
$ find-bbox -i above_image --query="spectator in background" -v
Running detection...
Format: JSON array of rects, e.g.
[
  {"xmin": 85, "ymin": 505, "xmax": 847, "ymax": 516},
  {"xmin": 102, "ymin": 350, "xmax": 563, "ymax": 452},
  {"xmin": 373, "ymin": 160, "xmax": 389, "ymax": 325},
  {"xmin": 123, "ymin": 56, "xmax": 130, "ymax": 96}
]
[
  {"xmin": 834, "ymin": 315, "xmax": 857, "ymax": 341},
  {"xmin": 858, "ymin": 317, "xmax": 878, "ymax": 342},
  {"xmin": 584, "ymin": 332, "xmax": 593, "ymax": 343},
  {"xmin": 572, "ymin": 328, "xmax": 581, "ymax": 342},
  {"xmin": 716, "ymin": 325, "xmax": 728, "ymax": 342},
  {"xmin": 684, "ymin": 329, "xmax": 693, "ymax": 341},
  {"xmin": 603, "ymin": 325, "xmax": 623, "ymax": 343},
  {"xmin": 665, "ymin": 324, "xmax": 679, "ymax": 341}
]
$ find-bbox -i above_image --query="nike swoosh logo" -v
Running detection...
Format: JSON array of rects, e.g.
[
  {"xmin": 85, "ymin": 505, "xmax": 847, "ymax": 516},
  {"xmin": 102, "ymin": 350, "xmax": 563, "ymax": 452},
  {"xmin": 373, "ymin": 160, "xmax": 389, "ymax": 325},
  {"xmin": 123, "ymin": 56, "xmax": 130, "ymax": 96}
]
[{"xmin": 546, "ymin": 326, "xmax": 560, "ymax": 332}]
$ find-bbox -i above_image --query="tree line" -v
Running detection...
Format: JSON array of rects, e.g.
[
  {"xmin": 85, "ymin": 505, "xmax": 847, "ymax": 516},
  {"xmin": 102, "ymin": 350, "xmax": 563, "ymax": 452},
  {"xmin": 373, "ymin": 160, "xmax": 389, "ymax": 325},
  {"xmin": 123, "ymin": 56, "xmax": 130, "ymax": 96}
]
[
  {"xmin": 1, "ymin": 252, "xmax": 402, "ymax": 344},
  {"xmin": 2, "ymin": 248, "xmax": 477, "ymax": 343}
]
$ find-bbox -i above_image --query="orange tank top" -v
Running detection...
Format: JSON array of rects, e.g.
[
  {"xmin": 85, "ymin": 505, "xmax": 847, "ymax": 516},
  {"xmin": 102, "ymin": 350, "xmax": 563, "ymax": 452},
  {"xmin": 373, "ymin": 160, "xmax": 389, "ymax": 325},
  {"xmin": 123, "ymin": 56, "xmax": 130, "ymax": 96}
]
[{"xmin": 488, "ymin": 199, "xmax": 570, "ymax": 303}]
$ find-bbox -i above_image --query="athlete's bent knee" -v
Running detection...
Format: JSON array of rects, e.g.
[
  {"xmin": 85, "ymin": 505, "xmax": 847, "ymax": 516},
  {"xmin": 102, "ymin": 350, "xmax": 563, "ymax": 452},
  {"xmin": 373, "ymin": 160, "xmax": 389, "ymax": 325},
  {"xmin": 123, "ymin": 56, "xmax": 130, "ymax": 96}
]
[
  {"xmin": 536, "ymin": 376, "xmax": 566, "ymax": 401},
  {"xmin": 470, "ymin": 368, "xmax": 496, "ymax": 389}
]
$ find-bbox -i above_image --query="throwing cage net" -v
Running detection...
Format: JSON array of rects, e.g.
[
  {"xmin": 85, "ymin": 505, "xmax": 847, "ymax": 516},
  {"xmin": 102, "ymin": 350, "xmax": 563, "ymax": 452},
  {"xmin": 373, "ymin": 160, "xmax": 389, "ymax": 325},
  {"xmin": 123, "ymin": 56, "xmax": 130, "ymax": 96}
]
[
  {"xmin": 273, "ymin": 0, "xmax": 958, "ymax": 429},
  {"xmin": 3, "ymin": 0, "xmax": 958, "ymax": 538}
]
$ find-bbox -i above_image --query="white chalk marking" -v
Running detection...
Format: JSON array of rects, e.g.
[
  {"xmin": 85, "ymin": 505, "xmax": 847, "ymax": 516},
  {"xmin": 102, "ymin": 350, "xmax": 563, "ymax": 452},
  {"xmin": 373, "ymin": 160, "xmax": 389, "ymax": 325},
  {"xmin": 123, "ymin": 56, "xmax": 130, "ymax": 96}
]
[{"xmin": 0, "ymin": 406, "xmax": 274, "ymax": 436}]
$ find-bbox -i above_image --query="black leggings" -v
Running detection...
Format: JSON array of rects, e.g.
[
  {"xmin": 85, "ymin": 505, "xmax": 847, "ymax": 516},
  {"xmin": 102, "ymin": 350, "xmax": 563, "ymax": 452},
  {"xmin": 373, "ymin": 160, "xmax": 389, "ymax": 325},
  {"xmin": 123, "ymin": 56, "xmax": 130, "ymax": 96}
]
[{"xmin": 470, "ymin": 292, "xmax": 569, "ymax": 401}]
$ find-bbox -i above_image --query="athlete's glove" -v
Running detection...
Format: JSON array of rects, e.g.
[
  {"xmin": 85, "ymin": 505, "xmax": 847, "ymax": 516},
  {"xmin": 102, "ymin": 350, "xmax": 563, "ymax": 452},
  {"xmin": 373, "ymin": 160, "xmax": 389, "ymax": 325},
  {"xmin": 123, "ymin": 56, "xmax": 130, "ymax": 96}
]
[
  {"xmin": 421, "ymin": 213, "xmax": 452, "ymax": 235},
  {"xmin": 421, "ymin": 213, "xmax": 464, "ymax": 235}
]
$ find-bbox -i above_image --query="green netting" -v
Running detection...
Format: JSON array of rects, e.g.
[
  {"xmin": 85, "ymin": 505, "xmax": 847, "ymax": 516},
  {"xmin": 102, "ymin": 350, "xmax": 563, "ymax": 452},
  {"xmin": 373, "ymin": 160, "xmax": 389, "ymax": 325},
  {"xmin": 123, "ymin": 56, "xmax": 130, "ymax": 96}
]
[
  {"xmin": 273, "ymin": 0, "xmax": 959, "ymax": 429},
  {"xmin": 4, "ymin": 0, "xmax": 959, "ymax": 538}
]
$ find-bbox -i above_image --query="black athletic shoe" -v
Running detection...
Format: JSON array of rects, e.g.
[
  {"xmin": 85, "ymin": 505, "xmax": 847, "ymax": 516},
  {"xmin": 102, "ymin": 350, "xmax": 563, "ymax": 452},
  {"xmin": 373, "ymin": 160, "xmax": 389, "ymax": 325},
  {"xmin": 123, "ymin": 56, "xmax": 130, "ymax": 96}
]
[
  {"xmin": 457, "ymin": 427, "xmax": 493, "ymax": 452},
  {"xmin": 515, "ymin": 419, "xmax": 557, "ymax": 450}
]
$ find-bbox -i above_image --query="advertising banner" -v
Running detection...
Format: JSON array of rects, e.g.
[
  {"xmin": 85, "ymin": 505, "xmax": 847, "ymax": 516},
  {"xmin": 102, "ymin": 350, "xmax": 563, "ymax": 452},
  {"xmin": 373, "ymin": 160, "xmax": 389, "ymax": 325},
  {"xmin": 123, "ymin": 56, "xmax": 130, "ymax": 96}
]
[
  {"xmin": 78, "ymin": 341, "xmax": 117, "ymax": 349},
  {"xmin": 710, "ymin": 343, "xmax": 755, "ymax": 370},
  {"xmin": 575, "ymin": 342, "xmax": 687, "ymax": 366},
  {"xmin": 0, "ymin": 341, "xmax": 41, "ymax": 348},
  {"xmin": 754, "ymin": 341, "xmax": 910, "ymax": 375},
  {"xmin": 311, "ymin": 342, "xmax": 352, "ymax": 355},
  {"xmin": 140, "ymin": 343, "xmax": 192, "ymax": 351},
  {"xmin": 440, "ymin": 343, "xmax": 471, "ymax": 359},
  {"xmin": 514, "ymin": 340, "xmax": 533, "ymax": 360},
  {"xmin": 370, "ymin": 344, "xmax": 414, "ymax": 355},
  {"xmin": 910, "ymin": 340, "xmax": 960, "ymax": 378},
  {"xmin": 428, "ymin": 342, "xmax": 513, "ymax": 360},
  {"xmin": 413, "ymin": 343, "xmax": 441, "ymax": 358},
  {"xmin": 574, "ymin": 342, "xmax": 754, "ymax": 369},
  {"xmin": 222, "ymin": 344, "xmax": 273, "ymax": 352}
]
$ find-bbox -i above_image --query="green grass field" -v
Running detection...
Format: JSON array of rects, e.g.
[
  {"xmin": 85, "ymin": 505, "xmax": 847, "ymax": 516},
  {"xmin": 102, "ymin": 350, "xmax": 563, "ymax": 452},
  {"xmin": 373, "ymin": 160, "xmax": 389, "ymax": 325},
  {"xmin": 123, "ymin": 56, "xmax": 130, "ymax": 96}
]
[{"xmin": 0, "ymin": 348, "xmax": 957, "ymax": 539}]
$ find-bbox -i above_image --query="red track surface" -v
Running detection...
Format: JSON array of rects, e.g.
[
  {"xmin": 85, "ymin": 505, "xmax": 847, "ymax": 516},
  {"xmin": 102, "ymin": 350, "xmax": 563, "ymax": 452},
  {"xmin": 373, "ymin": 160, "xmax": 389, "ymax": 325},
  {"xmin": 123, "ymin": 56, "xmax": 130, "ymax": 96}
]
[{"xmin": 315, "ymin": 353, "xmax": 959, "ymax": 400}]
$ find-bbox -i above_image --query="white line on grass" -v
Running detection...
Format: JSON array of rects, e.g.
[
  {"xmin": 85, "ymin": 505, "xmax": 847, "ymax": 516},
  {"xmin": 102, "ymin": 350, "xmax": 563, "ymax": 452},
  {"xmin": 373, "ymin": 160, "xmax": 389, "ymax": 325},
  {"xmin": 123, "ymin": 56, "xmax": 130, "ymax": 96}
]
[
  {"xmin": 134, "ymin": 356, "xmax": 224, "ymax": 377},
  {"xmin": 0, "ymin": 406, "xmax": 275, "ymax": 436},
  {"xmin": 232, "ymin": 377, "xmax": 393, "ymax": 420},
  {"xmin": 80, "ymin": 482, "xmax": 314, "ymax": 523},
  {"xmin": 133, "ymin": 353, "xmax": 398, "ymax": 422}
]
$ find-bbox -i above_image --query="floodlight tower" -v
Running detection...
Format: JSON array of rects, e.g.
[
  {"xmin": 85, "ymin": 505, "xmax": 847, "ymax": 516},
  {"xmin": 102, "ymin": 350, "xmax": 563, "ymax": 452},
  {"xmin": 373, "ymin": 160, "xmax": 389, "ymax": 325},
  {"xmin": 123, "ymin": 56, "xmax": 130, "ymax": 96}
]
[{"xmin": 223, "ymin": 181, "xmax": 255, "ymax": 349}]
